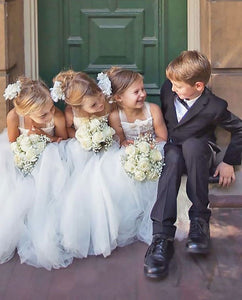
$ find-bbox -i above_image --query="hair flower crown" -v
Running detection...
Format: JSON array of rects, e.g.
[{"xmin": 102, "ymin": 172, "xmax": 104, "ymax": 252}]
[
  {"xmin": 3, "ymin": 80, "xmax": 22, "ymax": 100},
  {"xmin": 50, "ymin": 81, "xmax": 65, "ymax": 102},
  {"xmin": 97, "ymin": 72, "xmax": 112, "ymax": 96}
]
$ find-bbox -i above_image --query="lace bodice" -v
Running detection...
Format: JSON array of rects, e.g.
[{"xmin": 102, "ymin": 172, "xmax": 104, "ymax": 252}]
[
  {"xmin": 18, "ymin": 116, "xmax": 55, "ymax": 136},
  {"xmin": 119, "ymin": 102, "xmax": 154, "ymax": 140}
]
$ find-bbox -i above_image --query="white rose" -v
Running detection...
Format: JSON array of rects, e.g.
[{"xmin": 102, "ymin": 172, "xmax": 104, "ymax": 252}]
[
  {"xmin": 137, "ymin": 141, "xmax": 150, "ymax": 154},
  {"xmin": 134, "ymin": 170, "xmax": 146, "ymax": 181},
  {"xmin": 92, "ymin": 131, "xmax": 104, "ymax": 144},
  {"xmin": 75, "ymin": 127, "xmax": 89, "ymax": 141},
  {"xmin": 10, "ymin": 142, "xmax": 19, "ymax": 153},
  {"xmin": 80, "ymin": 118, "xmax": 90, "ymax": 127},
  {"xmin": 89, "ymin": 118, "xmax": 101, "ymax": 131},
  {"xmin": 124, "ymin": 159, "xmax": 136, "ymax": 173},
  {"xmin": 102, "ymin": 126, "xmax": 115, "ymax": 139},
  {"xmin": 125, "ymin": 145, "xmax": 137, "ymax": 157},
  {"xmin": 80, "ymin": 137, "xmax": 92, "ymax": 150},
  {"xmin": 34, "ymin": 141, "xmax": 46, "ymax": 155},
  {"xmin": 150, "ymin": 149, "xmax": 162, "ymax": 162},
  {"xmin": 147, "ymin": 169, "xmax": 160, "ymax": 181},
  {"xmin": 137, "ymin": 158, "xmax": 151, "ymax": 172},
  {"xmin": 19, "ymin": 136, "xmax": 32, "ymax": 152},
  {"xmin": 29, "ymin": 134, "xmax": 41, "ymax": 144},
  {"xmin": 25, "ymin": 147, "xmax": 37, "ymax": 161},
  {"xmin": 14, "ymin": 154, "xmax": 24, "ymax": 168}
]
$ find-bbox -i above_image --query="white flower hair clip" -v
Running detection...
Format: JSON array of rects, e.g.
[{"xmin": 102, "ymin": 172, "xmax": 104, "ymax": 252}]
[
  {"xmin": 3, "ymin": 80, "xmax": 22, "ymax": 100},
  {"xmin": 97, "ymin": 72, "xmax": 112, "ymax": 97},
  {"xmin": 50, "ymin": 81, "xmax": 65, "ymax": 102}
]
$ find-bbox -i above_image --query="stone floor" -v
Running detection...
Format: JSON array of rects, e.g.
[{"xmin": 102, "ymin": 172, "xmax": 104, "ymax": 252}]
[{"xmin": 0, "ymin": 208, "xmax": 241, "ymax": 300}]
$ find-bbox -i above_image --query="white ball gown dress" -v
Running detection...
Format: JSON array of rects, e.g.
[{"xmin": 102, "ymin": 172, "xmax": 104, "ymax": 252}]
[
  {"xmin": 15, "ymin": 103, "xmax": 189, "ymax": 270},
  {"xmin": 100, "ymin": 102, "xmax": 190, "ymax": 245},
  {"xmin": 17, "ymin": 117, "xmax": 73, "ymax": 270},
  {"xmin": 0, "ymin": 127, "xmax": 34, "ymax": 263},
  {"xmin": 58, "ymin": 112, "xmax": 128, "ymax": 260}
]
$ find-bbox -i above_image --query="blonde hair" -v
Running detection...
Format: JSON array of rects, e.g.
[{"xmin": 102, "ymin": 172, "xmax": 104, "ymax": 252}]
[
  {"xmin": 13, "ymin": 77, "xmax": 52, "ymax": 116},
  {"xmin": 53, "ymin": 70, "xmax": 102, "ymax": 106},
  {"xmin": 106, "ymin": 67, "xmax": 143, "ymax": 99},
  {"xmin": 166, "ymin": 50, "xmax": 211, "ymax": 86}
]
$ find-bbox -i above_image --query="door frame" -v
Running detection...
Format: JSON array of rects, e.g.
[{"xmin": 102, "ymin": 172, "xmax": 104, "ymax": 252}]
[{"xmin": 24, "ymin": 0, "xmax": 200, "ymax": 79}]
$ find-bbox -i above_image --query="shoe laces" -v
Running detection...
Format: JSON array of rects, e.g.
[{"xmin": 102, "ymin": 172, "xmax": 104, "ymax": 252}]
[
  {"xmin": 189, "ymin": 219, "xmax": 204, "ymax": 239},
  {"xmin": 151, "ymin": 238, "xmax": 168, "ymax": 257}
]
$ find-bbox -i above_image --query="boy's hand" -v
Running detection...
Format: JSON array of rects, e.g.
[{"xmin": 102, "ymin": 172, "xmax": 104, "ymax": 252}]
[{"xmin": 213, "ymin": 162, "xmax": 235, "ymax": 187}]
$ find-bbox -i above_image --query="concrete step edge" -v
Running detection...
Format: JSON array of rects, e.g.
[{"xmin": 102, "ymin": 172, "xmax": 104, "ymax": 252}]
[{"xmin": 209, "ymin": 195, "xmax": 242, "ymax": 208}]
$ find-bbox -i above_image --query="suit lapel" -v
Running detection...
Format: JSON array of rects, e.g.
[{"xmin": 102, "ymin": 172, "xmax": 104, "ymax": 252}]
[
  {"xmin": 175, "ymin": 90, "xmax": 209, "ymax": 127},
  {"xmin": 167, "ymin": 94, "xmax": 179, "ymax": 125}
]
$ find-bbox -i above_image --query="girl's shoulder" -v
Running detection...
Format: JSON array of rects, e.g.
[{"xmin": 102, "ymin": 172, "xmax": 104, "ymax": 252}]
[
  {"xmin": 109, "ymin": 102, "xmax": 118, "ymax": 112},
  {"xmin": 148, "ymin": 102, "xmax": 161, "ymax": 111},
  {"xmin": 109, "ymin": 106, "xmax": 119, "ymax": 118},
  {"xmin": 64, "ymin": 104, "xmax": 72, "ymax": 114},
  {"xmin": 7, "ymin": 108, "xmax": 19, "ymax": 124},
  {"xmin": 148, "ymin": 102, "xmax": 162, "ymax": 116},
  {"xmin": 54, "ymin": 106, "xmax": 65, "ymax": 117},
  {"xmin": 53, "ymin": 106, "xmax": 66, "ymax": 126},
  {"xmin": 108, "ymin": 108, "xmax": 120, "ymax": 124}
]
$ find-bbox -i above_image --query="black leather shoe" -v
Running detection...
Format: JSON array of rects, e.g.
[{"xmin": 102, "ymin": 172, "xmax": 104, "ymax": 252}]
[
  {"xmin": 144, "ymin": 235, "xmax": 174, "ymax": 279},
  {"xmin": 186, "ymin": 217, "xmax": 210, "ymax": 254}
]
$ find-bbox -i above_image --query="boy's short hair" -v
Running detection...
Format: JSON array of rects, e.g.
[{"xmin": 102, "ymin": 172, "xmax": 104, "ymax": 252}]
[{"xmin": 166, "ymin": 50, "xmax": 211, "ymax": 86}]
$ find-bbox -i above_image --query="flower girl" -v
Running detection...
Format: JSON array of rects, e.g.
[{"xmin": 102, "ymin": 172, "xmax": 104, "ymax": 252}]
[
  {"xmin": 99, "ymin": 67, "xmax": 168, "ymax": 244},
  {"xmin": 0, "ymin": 77, "xmax": 67, "ymax": 264},
  {"xmin": 53, "ymin": 70, "xmax": 143, "ymax": 262},
  {"xmin": 103, "ymin": 67, "xmax": 190, "ymax": 243}
]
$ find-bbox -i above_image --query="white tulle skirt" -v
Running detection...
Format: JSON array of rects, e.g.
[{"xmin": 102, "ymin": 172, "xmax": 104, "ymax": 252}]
[
  {"xmin": 0, "ymin": 130, "xmax": 34, "ymax": 263},
  {"xmin": 17, "ymin": 139, "xmax": 74, "ymax": 270},
  {"xmin": 1, "ymin": 131, "xmax": 190, "ymax": 270}
]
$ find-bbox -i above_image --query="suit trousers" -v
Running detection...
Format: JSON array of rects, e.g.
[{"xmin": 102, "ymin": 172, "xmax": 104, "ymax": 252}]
[{"xmin": 151, "ymin": 137, "xmax": 212, "ymax": 238}]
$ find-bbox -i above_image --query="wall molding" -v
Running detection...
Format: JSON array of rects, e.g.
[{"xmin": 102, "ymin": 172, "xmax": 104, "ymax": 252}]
[
  {"xmin": 187, "ymin": 0, "xmax": 200, "ymax": 51},
  {"xmin": 24, "ymin": 0, "xmax": 38, "ymax": 79}
]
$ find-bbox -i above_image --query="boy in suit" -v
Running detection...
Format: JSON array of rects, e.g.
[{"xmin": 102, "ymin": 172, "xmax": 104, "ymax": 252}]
[{"xmin": 144, "ymin": 50, "xmax": 242, "ymax": 279}]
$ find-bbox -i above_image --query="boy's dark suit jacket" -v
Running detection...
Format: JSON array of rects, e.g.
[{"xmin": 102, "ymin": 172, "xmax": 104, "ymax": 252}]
[{"xmin": 160, "ymin": 80, "xmax": 242, "ymax": 166}]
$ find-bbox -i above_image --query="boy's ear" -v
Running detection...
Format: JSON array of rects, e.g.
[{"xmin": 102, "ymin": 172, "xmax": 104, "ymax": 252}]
[{"xmin": 195, "ymin": 81, "xmax": 205, "ymax": 92}]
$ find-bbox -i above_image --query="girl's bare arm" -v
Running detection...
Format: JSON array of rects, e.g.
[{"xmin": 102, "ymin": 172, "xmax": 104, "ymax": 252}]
[{"xmin": 150, "ymin": 103, "xmax": 168, "ymax": 142}]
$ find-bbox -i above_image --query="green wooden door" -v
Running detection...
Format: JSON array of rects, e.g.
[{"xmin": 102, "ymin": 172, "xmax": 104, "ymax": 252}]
[{"xmin": 38, "ymin": 0, "xmax": 187, "ymax": 104}]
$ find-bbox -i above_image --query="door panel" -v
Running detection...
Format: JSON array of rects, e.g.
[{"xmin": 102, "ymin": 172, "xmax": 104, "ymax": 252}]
[{"xmin": 38, "ymin": 0, "xmax": 187, "ymax": 104}]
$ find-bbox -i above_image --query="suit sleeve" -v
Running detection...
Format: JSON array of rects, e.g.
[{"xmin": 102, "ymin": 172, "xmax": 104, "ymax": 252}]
[
  {"xmin": 218, "ymin": 109, "xmax": 242, "ymax": 165},
  {"xmin": 160, "ymin": 79, "xmax": 172, "ymax": 111}
]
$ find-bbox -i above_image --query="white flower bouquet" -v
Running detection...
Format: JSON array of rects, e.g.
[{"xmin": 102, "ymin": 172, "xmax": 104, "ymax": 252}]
[
  {"xmin": 122, "ymin": 134, "xmax": 164, "ymax": 181},
  {"xmin": 10, "ymin": 133, "xmax": 50, "ymax": 175},
  {"xmin": 75, "ymin": 116, "xmax": 115, "ymax": 152}
]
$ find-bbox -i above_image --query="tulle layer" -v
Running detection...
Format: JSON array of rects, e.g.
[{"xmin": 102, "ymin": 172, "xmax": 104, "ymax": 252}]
[{"xmin": 0, "ymin": 132, "xmax": 189, "ymax": 270}]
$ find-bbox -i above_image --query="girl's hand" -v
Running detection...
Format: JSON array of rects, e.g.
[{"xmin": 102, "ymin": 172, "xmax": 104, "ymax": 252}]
[
  {"xmin": 121, "ymin": 140, "xmax": 134, "ymax": 147},
  {"xmin": 55, "ymin": 137, "xmax": 63, "ymax": 143},
  {"xmin": 29, "ymin": 126, "xmax": 62, "ymax": 143},
  {"xmin": 28, "ymin": 126, "xmax": 45, "ymax": 136}
]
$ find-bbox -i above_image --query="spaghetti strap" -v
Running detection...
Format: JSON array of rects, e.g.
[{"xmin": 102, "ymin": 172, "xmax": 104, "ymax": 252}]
[
  {"xmin": 118, "ymin": 109, "xmax": 128, "ymax": 122},
  {"xmin": 143, "ymin": 102, "xmax": 151, "ymax": 119},
  {"xmin": 18, "ymin": 115, "xmax": 25, "ymax": 128}
]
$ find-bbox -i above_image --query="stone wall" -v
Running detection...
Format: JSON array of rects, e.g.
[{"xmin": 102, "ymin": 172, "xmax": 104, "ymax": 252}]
[
  {"xmin": 200, "ymin": 0, "xmax": 242, "ymax": 146},
  {"xmin": 200, "ymin": 0, "xmax": 242, "ymax": 197},
  {"xmin": 0, "ymin": 0, "xmax": 24, "ymax": 132}
]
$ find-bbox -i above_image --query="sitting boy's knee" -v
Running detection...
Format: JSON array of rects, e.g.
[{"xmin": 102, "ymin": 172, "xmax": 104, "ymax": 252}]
[{"xmin": 182, "ymin": 138, "xmax": 209, "ymax": 157}]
